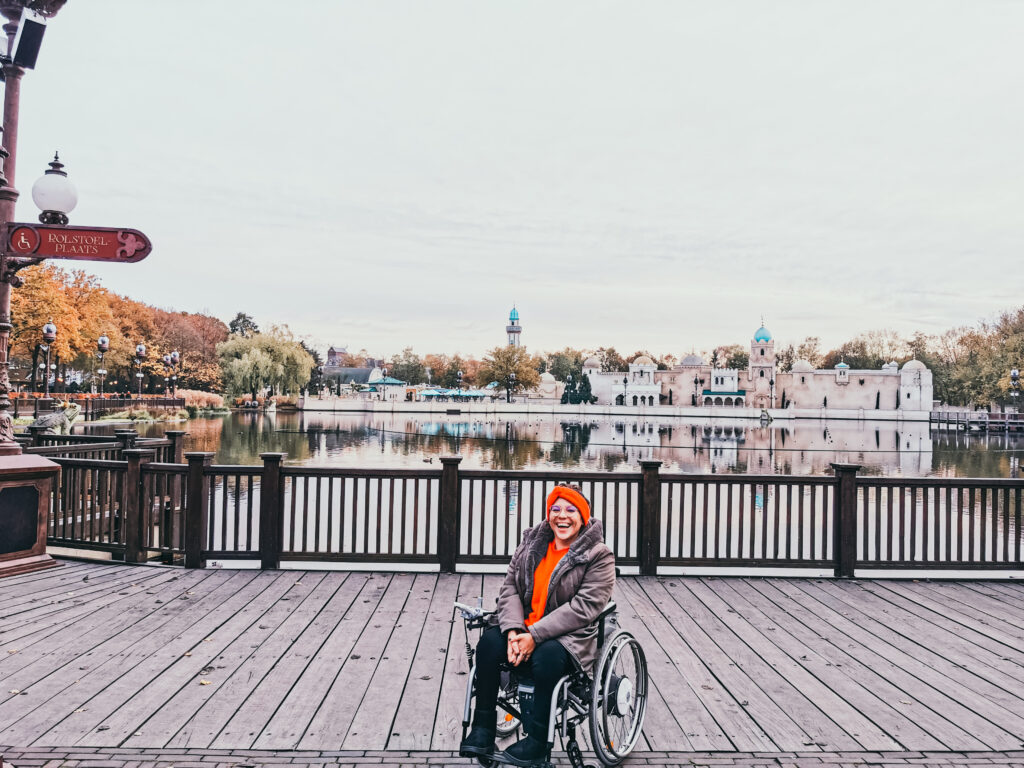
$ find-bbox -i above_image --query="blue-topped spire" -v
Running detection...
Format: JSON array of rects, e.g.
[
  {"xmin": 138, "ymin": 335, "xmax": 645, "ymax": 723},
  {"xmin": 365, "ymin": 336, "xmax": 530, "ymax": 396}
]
[
  {"xmin": 753, "ymin": 325, "xmax": 772, "ymax": 342},
  {"xmin": 510, "ymin": 305, "xmax": 519, "ymax": 323}
]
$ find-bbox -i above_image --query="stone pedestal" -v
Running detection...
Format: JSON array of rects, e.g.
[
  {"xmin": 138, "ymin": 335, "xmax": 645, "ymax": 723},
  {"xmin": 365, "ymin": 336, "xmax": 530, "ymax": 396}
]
[{"xmin": 0, "ymin": 453, "xmax": 60, "ymax": 577}]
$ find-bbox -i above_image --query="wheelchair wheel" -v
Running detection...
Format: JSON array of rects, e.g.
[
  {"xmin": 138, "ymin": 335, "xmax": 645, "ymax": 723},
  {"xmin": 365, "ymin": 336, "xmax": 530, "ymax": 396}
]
[
  {"xmin": 589, "ymin": 631, "xmax": 648, "ymax": 766},
  {"xmin": 496, "ymin": 669, "xmax": 521, "ymax": 736}
]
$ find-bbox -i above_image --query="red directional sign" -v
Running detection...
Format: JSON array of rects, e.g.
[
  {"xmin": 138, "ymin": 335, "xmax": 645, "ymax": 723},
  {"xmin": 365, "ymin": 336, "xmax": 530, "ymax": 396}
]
[{"xmin": 5, "ymin": 223, "xmax": 151, "ymax": 263}]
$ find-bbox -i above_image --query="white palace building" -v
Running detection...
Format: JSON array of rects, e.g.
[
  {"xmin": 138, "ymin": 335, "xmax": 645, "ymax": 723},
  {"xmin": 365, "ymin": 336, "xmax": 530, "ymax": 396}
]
[{"xmin": 582, "ymin": 324, "xmax": 933, "ymax": 415}]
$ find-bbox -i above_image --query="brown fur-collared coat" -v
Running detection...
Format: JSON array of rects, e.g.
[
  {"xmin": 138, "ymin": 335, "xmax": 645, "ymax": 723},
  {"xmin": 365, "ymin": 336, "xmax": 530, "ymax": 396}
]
[{"xmin": 495, "ymin": 518, "xmax": 615, "ymax": 673}]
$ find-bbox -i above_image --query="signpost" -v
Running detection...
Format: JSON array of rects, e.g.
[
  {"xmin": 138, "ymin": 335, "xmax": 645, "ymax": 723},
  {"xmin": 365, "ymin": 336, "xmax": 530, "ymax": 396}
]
[
  {"xmin": 0, "ymin": 223, "xmax": 151, "ymax": 578},
  {"xmin": 5, "ymin": 223, "xmax": 151, "ymax": 262}
]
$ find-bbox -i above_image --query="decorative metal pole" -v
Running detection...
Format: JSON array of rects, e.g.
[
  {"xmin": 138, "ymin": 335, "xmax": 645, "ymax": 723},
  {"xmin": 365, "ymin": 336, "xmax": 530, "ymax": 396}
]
[
  {"xmin": 96, "ymin": 334, "xmax": 108, "ymax": 396},
  {"xmin": 135, "ymin": 342, "xmax": 147, "ymax": 398},
  {"xmin": 40, "ymin": 319, "xmax": 54, "ymax": 397},
  {"xmin": 0, "ymin": 1, "xmax": 66, "ymax": 455}
]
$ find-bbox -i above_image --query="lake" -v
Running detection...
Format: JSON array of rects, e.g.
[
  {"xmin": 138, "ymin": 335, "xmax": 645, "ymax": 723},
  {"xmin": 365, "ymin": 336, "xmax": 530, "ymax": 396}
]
[{"xmin": 108, "ymin": 410, "xmax": 1023, "ymax": 478}]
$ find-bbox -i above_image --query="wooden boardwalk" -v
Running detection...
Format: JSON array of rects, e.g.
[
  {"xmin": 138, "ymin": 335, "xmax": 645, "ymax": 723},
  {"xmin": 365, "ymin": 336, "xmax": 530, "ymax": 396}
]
[{"xmin": 2, "ymin": 560, "xmax": 1024, "ymax": 754}]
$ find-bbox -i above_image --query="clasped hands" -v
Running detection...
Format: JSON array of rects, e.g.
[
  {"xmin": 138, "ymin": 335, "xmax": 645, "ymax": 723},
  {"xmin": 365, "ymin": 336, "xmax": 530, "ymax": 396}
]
[{"xmin": 506, "ymin": 630, "xmax": 536, "ymax": 666}]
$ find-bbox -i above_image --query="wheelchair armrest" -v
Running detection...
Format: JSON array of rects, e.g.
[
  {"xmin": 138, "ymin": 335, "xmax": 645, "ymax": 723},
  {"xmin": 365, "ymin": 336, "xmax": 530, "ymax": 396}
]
[{"xmin": 595, "ymin": 601, "xmax": 617, "ymax": 649}]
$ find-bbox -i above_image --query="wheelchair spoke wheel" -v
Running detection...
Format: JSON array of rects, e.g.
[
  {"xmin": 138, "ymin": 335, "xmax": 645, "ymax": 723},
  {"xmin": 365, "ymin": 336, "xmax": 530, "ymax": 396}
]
[
  {"xmin": 496, "ymin": 679, "xmax": 521, "ymax": 736},
  {"xmin": 589, "ymin": 631, "xmax": 647, "ymax": 766}
]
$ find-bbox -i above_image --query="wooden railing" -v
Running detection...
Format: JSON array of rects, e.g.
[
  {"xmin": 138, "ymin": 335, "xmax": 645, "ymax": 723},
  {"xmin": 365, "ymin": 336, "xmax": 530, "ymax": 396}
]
[
  {"xmin": 44, "ymin": 451, "xmax": 1024, "ymax": 575},
  {"xmin": 11, "ymin": 395, "xmax": 185, "ymax": 419}
]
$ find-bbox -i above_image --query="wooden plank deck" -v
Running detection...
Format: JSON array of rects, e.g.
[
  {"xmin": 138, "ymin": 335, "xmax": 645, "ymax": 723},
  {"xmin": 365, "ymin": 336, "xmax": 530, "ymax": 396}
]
[{"xmin": 2, "ymin": 561, "xmax": 1024, "ymax": 753}]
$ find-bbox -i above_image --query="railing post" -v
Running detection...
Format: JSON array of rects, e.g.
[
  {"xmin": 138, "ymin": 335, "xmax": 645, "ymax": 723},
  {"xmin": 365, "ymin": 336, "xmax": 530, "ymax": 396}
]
[
  {"xmin": 165, "ymin": 430, "xmax": 187, "ymax": 464},
  {"xmin": 259, "ymin": 452, "xmax": 286, "ymax": 570},
  {"xmin": 639, "ymin": 460, "xmax": 662, "ymax": 576},
  {"xmin": 123, "ymin": 448, "xmax": 156, "ymax": 564},
  {"xmin": 831, "ymin": 463, "xmax": 861, "ymax": 578},
  {"xmin": 438, "ymin": 456, "xmax": 462, "ymax": 573},
  {"xmin": 115, "ymin": 429, "xmax": 138, "ymax": 453},
  {"xmin": 28, "ymin": 425, "xmax": 47, "ymax": 446},
  {"xmin": 184, "ymin": 452, "xmax": 214, "ymax": 568}
]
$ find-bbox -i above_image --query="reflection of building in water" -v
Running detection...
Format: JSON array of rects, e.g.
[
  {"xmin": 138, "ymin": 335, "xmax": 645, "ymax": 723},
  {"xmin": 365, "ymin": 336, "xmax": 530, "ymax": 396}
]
[
  {"xmin": 291, "ymin": 409, "xmax": 934, "ymax": 476},
  {"xmin": 702, "ymin": 425, "xmax": 746, "ymax": 471}
]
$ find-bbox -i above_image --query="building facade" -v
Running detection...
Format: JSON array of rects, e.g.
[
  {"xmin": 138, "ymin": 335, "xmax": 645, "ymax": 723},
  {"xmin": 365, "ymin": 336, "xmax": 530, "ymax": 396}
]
[{"xmin": 583, "ymin": 324, "xmax": 933, "ymax": 413}]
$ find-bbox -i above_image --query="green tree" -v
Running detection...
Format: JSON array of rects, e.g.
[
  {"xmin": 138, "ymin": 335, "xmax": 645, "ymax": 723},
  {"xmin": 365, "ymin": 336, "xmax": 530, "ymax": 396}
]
[
  {"xmin": 217, "ymin": 326, "xmax": 314, "ymax": 399},
  {"xmin": 388, "ymin": 347, "xmax": 426, "ymax": 384},
  {"xmin": 228, "ymin": 312, "xmax": 259, "ymax": 338},
  {"xmin": 546, "ymin": 347, "xmax": 585, "ymax": 382},
  {"xmin": 478, "ymin": 345, "xmax": 541, "ymax": 395}
]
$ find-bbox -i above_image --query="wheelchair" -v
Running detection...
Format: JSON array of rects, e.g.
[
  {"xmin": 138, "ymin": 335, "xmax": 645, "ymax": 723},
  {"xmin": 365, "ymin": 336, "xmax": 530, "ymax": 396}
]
[{"xmin": 455, "ymin": 599, "xmax": 648, "ymax": 768}]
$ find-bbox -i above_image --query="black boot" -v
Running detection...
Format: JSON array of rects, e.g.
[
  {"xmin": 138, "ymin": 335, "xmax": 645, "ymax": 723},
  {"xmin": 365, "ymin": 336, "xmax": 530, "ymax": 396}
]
[
  {"xmin": 498, "ymin": 734, "xmax": 547, "ymax": 767},
  {"xmin": 459, "ymin": 711, "xmax": 496, "ymax": 759}
]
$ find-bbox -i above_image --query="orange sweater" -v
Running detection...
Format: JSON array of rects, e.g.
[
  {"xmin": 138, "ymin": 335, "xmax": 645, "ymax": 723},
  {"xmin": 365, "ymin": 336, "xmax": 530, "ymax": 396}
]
[{"xmin": 524, "ymin": 541, "xmax": 568, "ymax": 627}]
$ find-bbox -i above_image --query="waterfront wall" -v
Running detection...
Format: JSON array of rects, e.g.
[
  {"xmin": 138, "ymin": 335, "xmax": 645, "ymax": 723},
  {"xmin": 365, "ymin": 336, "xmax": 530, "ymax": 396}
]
[{"xmin": 297, "ymin": 396, "xmax": 931, "ymax": 422}]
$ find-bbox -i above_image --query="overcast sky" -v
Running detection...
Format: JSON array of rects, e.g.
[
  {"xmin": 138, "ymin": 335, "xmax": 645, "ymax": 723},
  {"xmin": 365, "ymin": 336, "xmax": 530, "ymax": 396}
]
[{"xmin": 13, "ymin": 0, "xmax": 1024, "ymax": 360}]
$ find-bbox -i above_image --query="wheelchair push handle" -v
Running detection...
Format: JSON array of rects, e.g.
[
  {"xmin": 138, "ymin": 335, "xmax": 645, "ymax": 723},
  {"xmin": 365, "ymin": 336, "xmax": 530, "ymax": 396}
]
[{"xmin": 453, "ymin": 600, "xmax": 494, "ymax": 621}]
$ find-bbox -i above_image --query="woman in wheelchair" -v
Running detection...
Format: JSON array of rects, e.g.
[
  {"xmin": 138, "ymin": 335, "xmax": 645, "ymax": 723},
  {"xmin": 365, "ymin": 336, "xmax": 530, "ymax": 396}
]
[{"xmin": 460, "ymin": 483, "xmax": 615, "ymax": 767}]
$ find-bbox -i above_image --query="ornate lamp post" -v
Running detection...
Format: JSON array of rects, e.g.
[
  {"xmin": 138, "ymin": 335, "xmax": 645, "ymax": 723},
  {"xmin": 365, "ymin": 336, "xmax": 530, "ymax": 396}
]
[
  {"xmin": 456, "ymin": 368, "xmax": 463, "ymax": 397},
  {"xmin": 380, "ymin": 365, "xmax": 388, "ymax": 401},
  {"xmin": 622, "ymin": 375, "xmax": 628, "ymax": 407},
  {"xmin": 566, "ymin": 373, "xmax": 573, "ymax": 404},
  {"xmin": 0, "ymin": 2, "xmax": 68, "ymax": 455},
  {"xmin": 95, "ymin": 334, "xmax": 109, "ymax": 396},
  {"xmin": 40, "ymin": 319, "xmax": 55, "ymax": 397},
  {"xmin": 507, "ymin": 371, "xmax": 516, "ymax": 403},
  {"xmin": 769, "ymin": 377, "xmax": 775, "ymax": 409},
  {"xmin": 161, "ymin": 351, "xmax": 180, "ymax": 396},
  {"xmin": 1011, "ymin": 368, "xmax": 1020, "ymax": 410},
  {"xmin": 134, "ymin": 342, "xmax": 147, "ymax": 398}
]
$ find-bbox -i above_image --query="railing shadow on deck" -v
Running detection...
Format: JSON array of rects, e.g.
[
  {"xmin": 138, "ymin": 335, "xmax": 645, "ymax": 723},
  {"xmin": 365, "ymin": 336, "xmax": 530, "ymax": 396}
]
[{"xmin": 44, "ymin": 444, "xmax": 1024, "ymax": 577}]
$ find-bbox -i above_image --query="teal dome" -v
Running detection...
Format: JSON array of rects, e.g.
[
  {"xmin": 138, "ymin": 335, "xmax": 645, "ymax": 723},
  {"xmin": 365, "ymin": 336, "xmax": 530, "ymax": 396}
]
[
  {"xmin": 753, "ymin": 325, "xmax": 772, "ymax": 342},
  {"xmin": 509, "ymin": 307, "xmax": 519, "ymax": 323},
  {"xmin": 836, "ymin": 362, "xmax": 849, "ymax": 369}
]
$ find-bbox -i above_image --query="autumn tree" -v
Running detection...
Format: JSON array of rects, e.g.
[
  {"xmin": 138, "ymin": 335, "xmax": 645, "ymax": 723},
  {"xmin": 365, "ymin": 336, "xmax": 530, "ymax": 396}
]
[
  {"xmin": 388, "ymin": 347, "xmax": 426, "ymax": 384},
  {"xmin": 478, "ymin": 345, "xmax": 540, "ymax": 395},
  {"xmin": 546, "ymin": 348, "xmax": 586, "ymax": 382}
]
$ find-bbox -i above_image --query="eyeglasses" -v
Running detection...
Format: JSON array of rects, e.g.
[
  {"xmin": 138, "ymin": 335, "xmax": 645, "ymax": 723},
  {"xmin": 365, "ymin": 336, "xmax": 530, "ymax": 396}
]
[{"xmin": 549, "ymin": 505, "xmax": 580, "ymax": 519}]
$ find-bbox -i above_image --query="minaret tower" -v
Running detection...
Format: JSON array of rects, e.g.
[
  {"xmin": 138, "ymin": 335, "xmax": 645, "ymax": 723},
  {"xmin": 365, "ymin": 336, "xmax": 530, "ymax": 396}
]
[
  {"xmin": 749, "ymin": 318, "xmax": 775, "ymax": 381},
  {"xmin": 506, "ymin": 306, "xmax": 522, "ymax": 347}
]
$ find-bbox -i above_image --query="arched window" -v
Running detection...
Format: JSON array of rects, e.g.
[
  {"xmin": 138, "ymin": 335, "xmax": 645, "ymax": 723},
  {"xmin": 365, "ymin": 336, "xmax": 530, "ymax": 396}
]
[
  {"xmin": 759, "ymin": 370, "xmax": 765, "ymax": 378},
  {"xmin": 616, "ymin": 394, "xmax": 624, "ymax": 406},
  {"xmin": 632, "ymin": 395, "xmax": 638, "ymax": 406},
  {"xmin": 760, "ymin": 349, "xmax": 765, "ymax": 356}
]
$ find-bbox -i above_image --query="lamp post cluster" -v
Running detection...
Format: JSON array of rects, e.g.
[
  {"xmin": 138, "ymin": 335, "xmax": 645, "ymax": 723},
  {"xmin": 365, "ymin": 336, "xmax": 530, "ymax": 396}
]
[
  {"xmin": 506, "ymin": 371, "xmax": 516, "ymax": 403},
  {"xmin": 162, "ymin": 350, "xmax": 180, "ymax": 395}
]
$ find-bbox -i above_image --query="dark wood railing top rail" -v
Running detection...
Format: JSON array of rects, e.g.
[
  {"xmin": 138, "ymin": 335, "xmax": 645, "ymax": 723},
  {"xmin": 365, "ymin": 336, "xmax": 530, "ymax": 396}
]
[
  {"xmin": 859, "ymin": 477, "xmax": 1024, "ymax": 489},
  {"xmin": 460, "ymin": 469, "xmax": 643, "ymax": 481},
  {"xmin": 204, "ymin": 465, "xmax": 263, "ymax": 475},
  {"xmin": 660, "ymin": 472, "xmax": 837, "ymax": 485},
  {"xmin": 144, "ymin": 462, "xmax": 189, "ymax": 473},
  {"xmin": 279, "ymin": 466, "xmax": 441, "ymax": 480},
  {"xmin": 26, "ymin": 441, "xmax": 123, "ymax": 456},
  {"xmin": 36, "ymin": 433, "xmax": 126, "ymax": 444},
  {"xmin": 53, "ymin": 456, "xmax": 127, "ymax": 470}
]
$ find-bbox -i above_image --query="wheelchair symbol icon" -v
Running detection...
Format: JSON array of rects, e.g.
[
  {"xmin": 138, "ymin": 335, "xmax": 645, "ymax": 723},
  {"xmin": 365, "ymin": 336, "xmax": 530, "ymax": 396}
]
[{"xmin": 9, "ymin": 226, "xmax": 40, "ymax": 254}]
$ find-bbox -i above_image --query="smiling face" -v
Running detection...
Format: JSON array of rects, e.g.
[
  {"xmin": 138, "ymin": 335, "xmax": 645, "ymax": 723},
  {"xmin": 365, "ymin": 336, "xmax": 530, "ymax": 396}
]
[{"xmin": 548, "ymin": 500, "xmax": 584, "ymax": 549}]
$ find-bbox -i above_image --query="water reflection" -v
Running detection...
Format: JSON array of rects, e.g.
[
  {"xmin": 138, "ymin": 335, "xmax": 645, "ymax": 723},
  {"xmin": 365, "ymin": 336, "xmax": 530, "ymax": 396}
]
[{"xmin": 109, "ymin": 411, "xmax": 1024, "ymax": 477}]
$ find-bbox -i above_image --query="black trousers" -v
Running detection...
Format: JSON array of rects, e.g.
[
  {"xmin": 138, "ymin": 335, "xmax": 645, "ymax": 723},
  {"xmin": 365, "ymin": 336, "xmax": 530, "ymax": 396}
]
[{"xmin": 474, "ymin": 625, "xmax": 573, "ymax": 738}]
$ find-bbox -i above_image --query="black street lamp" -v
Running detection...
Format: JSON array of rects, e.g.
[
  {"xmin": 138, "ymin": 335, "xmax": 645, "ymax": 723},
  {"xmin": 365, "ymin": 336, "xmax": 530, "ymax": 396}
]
[
  {"xmin": 96, "ymin": 334, "xmax": 109, "ymax": 397},
  {"xmin": 380, "ymin": 366, "xmax": 389, "ymax": 401},
  {"xmin": 622, "ymin": 376, "xmax": 628, "ymax": 407},
  {"xmin": 566, "ymin": 373, "xmax": 573, "ymax": 404},
  {"xmin": 1011, "ymin": 368, "xmax": 1020, "ymax": 409},
  {"xmin": 507, "ymin": 371, "xmax": 516, "ymax": 403},
  {"xmin": 41, "ymin": 320, "xmax": 56, "ymax": 398},
  {"xmin": 693, "ymin": 374, "xmax": 699, "ymax": 406},
  {"xmin": 134, "ymin": 343, "xmax": 147, "ymax": 398},
  {"xmin": 456, "ymin": 368, "xmax": 463, "ymax": 400},
  {"xmin": 161, "ymin": 351, "xmax": 181, "ymax": 396},
  {"xmin": 769, "ymin": 377, "xmax": 775, "ymax": 409}
]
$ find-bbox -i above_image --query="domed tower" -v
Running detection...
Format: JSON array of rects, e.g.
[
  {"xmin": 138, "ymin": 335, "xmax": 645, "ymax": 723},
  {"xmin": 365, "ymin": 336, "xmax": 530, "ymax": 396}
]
[
  {"xmin": 506, "ymin": 306, "xmax": 522, "ymax": 347},
  {"xmin": 749, "ymin": 322, "xmax": 776, "ymax": 383}
]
